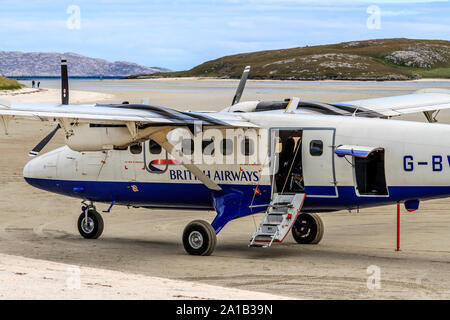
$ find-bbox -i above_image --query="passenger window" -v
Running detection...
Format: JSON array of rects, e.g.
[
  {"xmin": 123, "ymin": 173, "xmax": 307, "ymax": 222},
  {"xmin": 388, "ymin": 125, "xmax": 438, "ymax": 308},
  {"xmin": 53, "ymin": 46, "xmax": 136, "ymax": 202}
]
[
  {"xmin": 182, "ymin": 139, "xmax": 194, "ymax": 155},
  {"xmin": 202, "ymin": 139, "xmax": 215, "ymax": 156},
  {"xmin": 149, "ymin": 140, "xmax": 162, "ymax": 155},
  {"xmin": 241, "ymin": 138, "xmax": 254, "ymax": 156},
  {"xmin": 130, "ymin": 143, "xmax": 142, "ymax": 155},
  {"xmin": 220, "ymin": 139, "xmax": 233, "ymax": 156},
  {"xmin": 310, "ymin": 140, "xmax": 323, "ymax": 156}
]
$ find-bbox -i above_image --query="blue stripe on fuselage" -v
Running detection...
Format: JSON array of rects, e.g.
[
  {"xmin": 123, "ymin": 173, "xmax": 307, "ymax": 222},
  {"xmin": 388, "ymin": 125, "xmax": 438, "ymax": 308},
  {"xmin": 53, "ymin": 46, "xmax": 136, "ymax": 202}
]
[
  {"xmin": 24, "ymin": 177, "xmax": 272, "ymax": 210},
  {"xmin": 24, "ymin": 177, "xmax": 450, "ymax": 212}
]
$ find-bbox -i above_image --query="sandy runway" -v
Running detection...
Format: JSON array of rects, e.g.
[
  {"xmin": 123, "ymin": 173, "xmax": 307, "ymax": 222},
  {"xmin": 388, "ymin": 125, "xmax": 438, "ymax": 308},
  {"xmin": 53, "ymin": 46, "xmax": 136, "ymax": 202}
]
[{"xmin": 1, "ymin": 80, "xmax": 450, "ymax": 299}]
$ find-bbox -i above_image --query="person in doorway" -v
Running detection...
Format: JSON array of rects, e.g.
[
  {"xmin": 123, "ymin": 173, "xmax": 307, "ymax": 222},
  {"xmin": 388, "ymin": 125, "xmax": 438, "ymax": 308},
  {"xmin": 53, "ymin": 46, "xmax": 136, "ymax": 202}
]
[
  {"xmin": 289, "ymin": 138, "xmax": 304, "ymax": 192},
  {"xmin": 276, "ymin": 137, "xmax": 295, "ymax": 191}
]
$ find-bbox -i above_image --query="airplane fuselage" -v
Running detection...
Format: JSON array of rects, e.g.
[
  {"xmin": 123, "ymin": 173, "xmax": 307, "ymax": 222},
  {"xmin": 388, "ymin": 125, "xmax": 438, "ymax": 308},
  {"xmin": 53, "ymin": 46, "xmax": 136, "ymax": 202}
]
[{"xmin": 23, "ymin": 112, "xmax": 450, "ymax": 215}]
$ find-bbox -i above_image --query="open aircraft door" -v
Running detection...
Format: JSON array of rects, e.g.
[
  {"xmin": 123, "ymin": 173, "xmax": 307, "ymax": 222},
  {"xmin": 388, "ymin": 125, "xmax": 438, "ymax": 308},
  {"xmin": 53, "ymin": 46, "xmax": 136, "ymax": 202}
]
[{"xmin": 302, "ymin": 129, "xmax": 338, "ymax": 197}]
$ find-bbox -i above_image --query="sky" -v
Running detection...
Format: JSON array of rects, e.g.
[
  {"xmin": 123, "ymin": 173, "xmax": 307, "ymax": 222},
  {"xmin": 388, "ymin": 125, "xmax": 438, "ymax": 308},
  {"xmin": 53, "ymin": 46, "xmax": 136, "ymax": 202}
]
[{"xmin": 0, "ymin": 0, "xmax": 449, "ymax": 70}]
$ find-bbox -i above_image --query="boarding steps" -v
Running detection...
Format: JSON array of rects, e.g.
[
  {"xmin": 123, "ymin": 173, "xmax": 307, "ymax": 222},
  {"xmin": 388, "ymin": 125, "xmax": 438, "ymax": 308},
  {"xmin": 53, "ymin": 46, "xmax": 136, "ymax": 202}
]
[{"xmin": 249, "ymin": 193, "xmax": 305, "ymax": 248}]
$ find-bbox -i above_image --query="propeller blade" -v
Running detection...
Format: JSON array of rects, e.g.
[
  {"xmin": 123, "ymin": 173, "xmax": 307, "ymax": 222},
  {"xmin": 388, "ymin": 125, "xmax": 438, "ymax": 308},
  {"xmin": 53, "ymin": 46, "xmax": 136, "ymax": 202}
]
[
  {"xmin": 29, "ymin": 124, "xmax": 61, "ymax": 157},
  {"xmin": 285, "ymin": 97, "xmax": 300, "ymax": 113},
  {"xmin": 231, "ymin": 65, "xmax": 250, "ymax": 106},
  {"xmin": 61, "ymin": 59, "xmax": 69, "ymax": 105}
]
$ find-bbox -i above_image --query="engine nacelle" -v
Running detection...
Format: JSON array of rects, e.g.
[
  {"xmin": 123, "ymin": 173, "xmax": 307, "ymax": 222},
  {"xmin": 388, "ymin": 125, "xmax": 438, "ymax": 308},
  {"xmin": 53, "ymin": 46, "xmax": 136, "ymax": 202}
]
[{"xmin": 65, "ymin": 123, "xmax": 134, "ymax": 151}]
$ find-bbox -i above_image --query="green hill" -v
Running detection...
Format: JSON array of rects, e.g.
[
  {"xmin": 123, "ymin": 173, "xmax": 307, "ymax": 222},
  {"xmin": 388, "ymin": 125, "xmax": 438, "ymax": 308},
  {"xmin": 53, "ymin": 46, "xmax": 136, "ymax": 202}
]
[
  {"xmin": 143, "ymin": 38, "xmax": 450, "ymax": 80},
  {"xmin": 0, "ymin": 76, "xmax": 24, "ymax": 90}
]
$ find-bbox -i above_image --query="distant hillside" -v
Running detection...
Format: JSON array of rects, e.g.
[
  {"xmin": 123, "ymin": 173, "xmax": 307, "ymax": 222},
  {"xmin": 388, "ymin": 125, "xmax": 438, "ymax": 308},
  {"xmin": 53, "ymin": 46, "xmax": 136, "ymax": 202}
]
[
  {"xmin": 144, "ymin": 38, "xmax": 450, "ymax": 80},
  {"xmin": 0, "ymin": 51, "xmax": 170, "ymax": 77}
]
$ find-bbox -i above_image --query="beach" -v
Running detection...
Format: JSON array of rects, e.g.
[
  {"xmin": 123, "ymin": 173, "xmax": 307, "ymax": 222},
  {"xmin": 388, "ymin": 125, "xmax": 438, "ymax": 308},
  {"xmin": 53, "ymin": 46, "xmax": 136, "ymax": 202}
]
[{"xmin": 1, "ymin": 79, "xmax": 450, "ymax": 299}]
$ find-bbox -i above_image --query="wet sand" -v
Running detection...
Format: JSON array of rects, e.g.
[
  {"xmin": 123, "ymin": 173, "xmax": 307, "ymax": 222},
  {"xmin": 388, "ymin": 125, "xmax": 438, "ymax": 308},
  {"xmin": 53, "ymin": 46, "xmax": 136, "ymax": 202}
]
[{"xmin": 1, "ymin": 80, "xmax": 450, "ymax": 299}]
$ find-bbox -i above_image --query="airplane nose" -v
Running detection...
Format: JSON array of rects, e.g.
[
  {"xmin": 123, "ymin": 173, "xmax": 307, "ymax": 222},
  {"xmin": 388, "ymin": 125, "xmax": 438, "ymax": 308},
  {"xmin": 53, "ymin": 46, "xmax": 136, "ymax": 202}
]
[
  {"xmin": 23, "ymin": 158, "xmax": 34, "ymax": 179},
  {"xmin": 23, "ymin": 148, "xmax": 61, "ymax": 182}
]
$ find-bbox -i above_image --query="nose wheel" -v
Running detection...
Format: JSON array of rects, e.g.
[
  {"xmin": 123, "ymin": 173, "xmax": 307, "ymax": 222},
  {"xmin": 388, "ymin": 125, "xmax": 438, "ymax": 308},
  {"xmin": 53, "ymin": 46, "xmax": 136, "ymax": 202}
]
[
  {"xmin": 77, "ymin": 203, "xmax": 104, "ymax": 239},
  {"xmin": 182, "ymin": 220, "xmax": 216, "ymax": 256}
]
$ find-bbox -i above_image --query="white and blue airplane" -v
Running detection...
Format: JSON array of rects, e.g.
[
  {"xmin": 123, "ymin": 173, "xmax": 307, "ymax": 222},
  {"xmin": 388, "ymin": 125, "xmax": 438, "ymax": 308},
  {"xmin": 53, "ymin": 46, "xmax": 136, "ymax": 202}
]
[{"xmin": 1, "ymin": 60, "xmax": 450, "ymax": 256}]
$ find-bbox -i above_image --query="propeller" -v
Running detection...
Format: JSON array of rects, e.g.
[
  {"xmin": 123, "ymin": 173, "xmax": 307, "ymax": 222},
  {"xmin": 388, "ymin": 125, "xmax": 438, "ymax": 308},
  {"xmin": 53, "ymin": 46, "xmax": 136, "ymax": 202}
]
[
  {"xmin": 29, "ymin": 124, "xmax": 61, "ymax": 157},
  {"xmin": 29, "ymin": 59, "xmax": 68, "ymax": 157},
  {"xmin": 231, "ymin": 65, "xmax": 250, "ymax": 106}
]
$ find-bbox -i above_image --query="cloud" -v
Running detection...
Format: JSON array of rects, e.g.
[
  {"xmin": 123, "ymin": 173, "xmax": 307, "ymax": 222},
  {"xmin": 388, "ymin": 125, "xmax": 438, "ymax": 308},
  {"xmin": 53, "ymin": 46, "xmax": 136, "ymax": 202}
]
[
  {"xmin": 380, "ymin": 10, "xmax": 421, "ymax": 16},
  {"xmin": 0, "ymin": 0, "xmax": 448, "ymax": 70}
]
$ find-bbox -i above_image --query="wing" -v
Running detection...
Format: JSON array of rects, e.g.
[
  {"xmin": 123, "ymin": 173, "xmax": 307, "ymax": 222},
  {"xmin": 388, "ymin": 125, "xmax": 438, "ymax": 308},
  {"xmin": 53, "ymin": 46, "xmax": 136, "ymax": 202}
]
[
  {"xmin": 333, "ymin": 88, "xmax": 450, "ymax": 118},
  {"xmin": 0, "ymin": 100, "xmax": 257, "ymax": 128},
  {"xmin": 0, "ymin": 100, "xmax": 257, "ymax": 192}
]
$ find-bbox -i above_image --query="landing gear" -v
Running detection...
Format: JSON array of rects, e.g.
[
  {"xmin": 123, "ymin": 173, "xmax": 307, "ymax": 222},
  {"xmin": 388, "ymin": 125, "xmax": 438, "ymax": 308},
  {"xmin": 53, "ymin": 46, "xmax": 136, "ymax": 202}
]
[
  {"xmin": 291, "ymin": 213, "xmax": 324, "ymax": 244},
  {"xmin": 182, "ymin": 220, "xmax": 217, "ymax": 256},
  {"xmin": 77, "ymin": 203, "xmax": 104, "ymax": 239}
]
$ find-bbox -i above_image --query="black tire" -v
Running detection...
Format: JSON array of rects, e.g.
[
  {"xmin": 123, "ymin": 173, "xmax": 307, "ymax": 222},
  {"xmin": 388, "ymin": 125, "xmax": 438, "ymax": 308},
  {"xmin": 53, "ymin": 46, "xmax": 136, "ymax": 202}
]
[
  {"xmin": 182, "ymin": 220, "xmax": 217, "ymax": 256},
  {"xmin": 291, "ymin": 213, "xmax": 324, "ymax": 244},
  {"xmin": 77, "ymin": 209, "xmax": 104, "ymax": 239}
]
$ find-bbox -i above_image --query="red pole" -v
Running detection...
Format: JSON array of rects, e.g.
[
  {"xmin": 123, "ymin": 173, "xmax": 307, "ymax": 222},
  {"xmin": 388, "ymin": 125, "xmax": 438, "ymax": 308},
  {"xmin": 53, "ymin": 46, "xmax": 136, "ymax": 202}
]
[{"xmin": 396, "ymin": 202, "xmax": 401, "ymax": 251}]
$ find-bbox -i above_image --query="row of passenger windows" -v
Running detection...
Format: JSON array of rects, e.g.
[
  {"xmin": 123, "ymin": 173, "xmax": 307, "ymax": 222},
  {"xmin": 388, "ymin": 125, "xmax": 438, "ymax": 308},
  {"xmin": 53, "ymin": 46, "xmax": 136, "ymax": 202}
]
[
  {"xmin": 147, "ymin": 138, "xmax": 255, "ymax": 156},
  {"xmin": 130, "ymin": 139, "xmax": 324, "ymax": 157}
]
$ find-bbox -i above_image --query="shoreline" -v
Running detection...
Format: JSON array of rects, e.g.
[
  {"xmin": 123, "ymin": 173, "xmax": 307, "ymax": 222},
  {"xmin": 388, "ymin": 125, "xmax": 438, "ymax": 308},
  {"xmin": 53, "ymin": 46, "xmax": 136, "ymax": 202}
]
[
  {"xmin": 0, "ymin": 87, "xmax": 114, "ymax": 104},
  {"xmin": 122, "ymin": 76, "xmax": 450, "ymax": 82},
  {"xmin": 2, "ymin": 79, "xmax": 449, "ymax": 110}
]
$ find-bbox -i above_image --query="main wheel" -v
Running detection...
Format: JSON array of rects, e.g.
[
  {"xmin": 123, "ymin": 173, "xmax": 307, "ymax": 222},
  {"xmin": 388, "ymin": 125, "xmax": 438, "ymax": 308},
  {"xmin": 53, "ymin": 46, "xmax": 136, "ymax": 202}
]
[
  {"xmin": 77, "ymin": 209, "xmax": 104, "ymax": 239},
  {"xmin": 182, "ymin": 220, "xmax": 217, "ymax": 256},
  {"xmin": 291, "ymin": 213, "xmax": 324, "ymax": 244}
]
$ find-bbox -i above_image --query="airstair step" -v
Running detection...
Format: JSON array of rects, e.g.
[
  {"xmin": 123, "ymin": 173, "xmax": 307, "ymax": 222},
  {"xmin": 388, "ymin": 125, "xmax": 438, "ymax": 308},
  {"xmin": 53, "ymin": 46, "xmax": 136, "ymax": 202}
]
[
  {"xmin": 273, "ymin": 201, "xmax": 292, "ymax": 205},
  {"xmin": 272, "ymin": 204, "xmax": 293, "ymax": 208},
  {"xmin": 268, "ymin": 211, "xmax": 287, "ymax": 215},
  {"xmin": 249, "ymin": 193, "xmax": 305, "ymax": 248},
  {"xmin": 248, "ymin": 243, "xmax": 267, "ymax": 248},
  {"xmin": 255, "ymin": 232, "xmax": 277, "ymax": 237}
]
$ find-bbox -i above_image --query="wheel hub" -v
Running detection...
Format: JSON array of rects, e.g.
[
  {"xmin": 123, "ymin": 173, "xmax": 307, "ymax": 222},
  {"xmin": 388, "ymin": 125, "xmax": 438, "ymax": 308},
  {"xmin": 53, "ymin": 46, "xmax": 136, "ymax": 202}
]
[
  {"xmin": 295, "ymin": 219, "xmax": 311, "ymax": 238},
  {"xmin": 188, "ymin": 231, "xmax": 203, "ymax": 249},
  {"xmin": 81, "ymin": 217, "xmax": 95, "ymax": 234}
]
